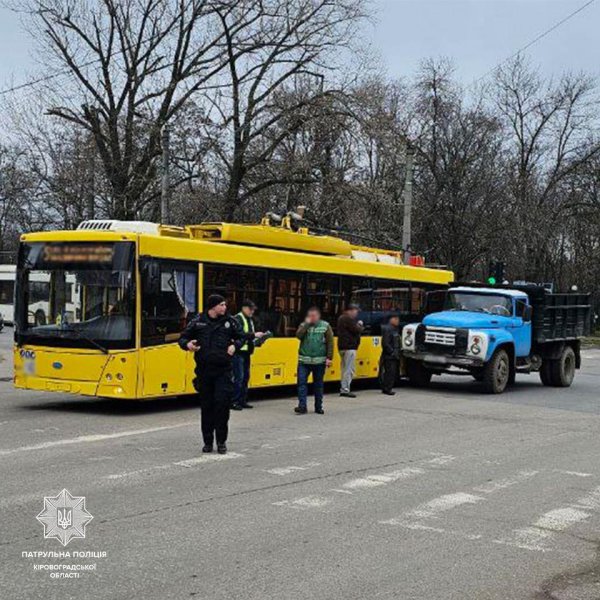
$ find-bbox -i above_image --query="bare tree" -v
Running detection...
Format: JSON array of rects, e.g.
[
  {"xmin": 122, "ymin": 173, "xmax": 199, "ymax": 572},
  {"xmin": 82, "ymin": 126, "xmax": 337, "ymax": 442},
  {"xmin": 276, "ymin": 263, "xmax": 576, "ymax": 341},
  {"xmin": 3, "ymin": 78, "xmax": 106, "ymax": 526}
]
[
  {"xmin": 0, "ymin": 145, "xmax": 40, "ymax": 259},
  {"xmin": 203, "ymin": 0, "xmax": 365, "ymax": 220},
  {"xmin": 18, "ymin": 0, "xmax": 266, "ymax": 219},
  {"xmin": 409, "ymin": 59, "xmax": 508, "ymax": 277},
  {"xmin": 493, "ymin": 56, "xmax": 600, "ymax": 280}
]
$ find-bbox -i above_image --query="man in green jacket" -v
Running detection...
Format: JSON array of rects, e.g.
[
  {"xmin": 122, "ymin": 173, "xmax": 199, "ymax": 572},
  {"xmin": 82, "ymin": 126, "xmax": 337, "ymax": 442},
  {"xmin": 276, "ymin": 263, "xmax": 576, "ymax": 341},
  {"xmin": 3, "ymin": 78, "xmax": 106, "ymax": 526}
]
[{"xmin": 295, "ymin": 306, "xmax": 334, "ymax": 415}]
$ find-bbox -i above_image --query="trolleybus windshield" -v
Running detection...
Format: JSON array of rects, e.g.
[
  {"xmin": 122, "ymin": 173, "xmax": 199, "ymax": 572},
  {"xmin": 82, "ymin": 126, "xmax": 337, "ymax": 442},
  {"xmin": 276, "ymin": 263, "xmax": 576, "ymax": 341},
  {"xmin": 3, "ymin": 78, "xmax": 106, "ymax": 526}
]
[{"xmin": 15, "ymin": 241, "xmax": 135, "ymax": 350}]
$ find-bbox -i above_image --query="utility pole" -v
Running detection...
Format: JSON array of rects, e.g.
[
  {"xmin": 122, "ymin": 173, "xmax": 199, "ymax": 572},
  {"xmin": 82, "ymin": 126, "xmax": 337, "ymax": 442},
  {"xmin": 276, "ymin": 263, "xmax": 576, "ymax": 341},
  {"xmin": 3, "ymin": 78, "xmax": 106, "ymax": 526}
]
[
  {"xmin": 86, "ymin": 134, "xmax": 95, "ymax": 220},
  {"xmin": 402, "ymin": 144, "xmax": 414, "ymax": 256},
  {"xmin": 160, "ymin": 125, "xmax": 170, "ymax": 224}
]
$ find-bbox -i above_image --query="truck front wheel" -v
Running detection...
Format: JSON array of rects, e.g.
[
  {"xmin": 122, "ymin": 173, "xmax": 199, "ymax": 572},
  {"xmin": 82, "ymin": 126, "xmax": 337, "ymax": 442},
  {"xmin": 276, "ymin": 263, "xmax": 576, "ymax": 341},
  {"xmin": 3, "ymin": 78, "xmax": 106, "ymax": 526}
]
[
  {"xmin": 550, "ymin": 346, "xmax": 576, "ymax": 387},
  {"xmin": 482, "ymin": 349, "xmax": 510, "ymax": 394},
  {"xmin": 406, "ymin": 359, "xmax": 432, "ymax": 387}
]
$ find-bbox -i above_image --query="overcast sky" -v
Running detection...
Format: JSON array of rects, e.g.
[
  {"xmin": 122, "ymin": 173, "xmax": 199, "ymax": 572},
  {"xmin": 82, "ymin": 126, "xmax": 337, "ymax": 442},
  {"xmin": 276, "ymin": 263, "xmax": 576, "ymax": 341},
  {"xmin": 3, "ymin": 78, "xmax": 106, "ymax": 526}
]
[{"xmin": 0, "ymin": 0, "xmax": 598, "ymax": 94}]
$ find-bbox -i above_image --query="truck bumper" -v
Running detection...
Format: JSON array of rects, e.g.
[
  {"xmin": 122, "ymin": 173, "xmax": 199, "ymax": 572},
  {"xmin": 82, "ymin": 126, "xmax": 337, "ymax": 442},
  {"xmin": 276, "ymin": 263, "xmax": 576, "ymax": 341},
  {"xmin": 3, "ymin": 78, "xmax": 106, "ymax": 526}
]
[{"xmin": 404, "ymin": 352, "xmax": 485, "ymax": 369}]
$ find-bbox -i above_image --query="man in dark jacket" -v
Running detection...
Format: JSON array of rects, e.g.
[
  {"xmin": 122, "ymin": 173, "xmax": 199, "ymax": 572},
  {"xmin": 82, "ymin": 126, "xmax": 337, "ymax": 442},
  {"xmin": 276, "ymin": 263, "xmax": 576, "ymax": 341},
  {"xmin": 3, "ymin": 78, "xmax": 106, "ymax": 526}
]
[
  {"xmin": 380, "ymin": 314, "xmax": 401, "ymax": 396},
  {"xmin": 337, "ymin": 304, "xmax": 364, "ymax": 398},
  {"xmin": 232, "ymin": 299, "xmax": 265, "ymax": 410},
  {"xmin": 179, "ymin": 294, "xmax": 255, "ymax": 454}
]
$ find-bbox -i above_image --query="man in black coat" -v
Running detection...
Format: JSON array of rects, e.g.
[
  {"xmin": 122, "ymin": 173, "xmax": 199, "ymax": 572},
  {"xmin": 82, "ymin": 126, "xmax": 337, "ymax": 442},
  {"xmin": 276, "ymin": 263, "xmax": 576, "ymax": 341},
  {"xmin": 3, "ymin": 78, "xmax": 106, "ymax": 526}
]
[
  {"xmin": 380, "ymin": 314, "xmax": 401, "ymax": 396},
  {"xmin": 179, "ymin": 294, "xmax": 255, "ymax": 454},
  {"xmin": 336, "ymin": 304, "xmax": 364, "ymax": 398}
]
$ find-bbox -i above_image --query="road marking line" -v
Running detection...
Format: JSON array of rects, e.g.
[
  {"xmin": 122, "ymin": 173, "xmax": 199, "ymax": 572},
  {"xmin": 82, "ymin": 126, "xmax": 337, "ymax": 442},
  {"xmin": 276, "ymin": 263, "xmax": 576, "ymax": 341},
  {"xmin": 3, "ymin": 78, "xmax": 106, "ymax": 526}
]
[
  {"xmin": 473, "ymin": 471, "xmax": 538, "ymax": 494},
  {"xmin": 175, "ymin": 453, "xmax": 244, "ymax": 468},
  {"xmin": 400, "ymin": 521, "xmax": 484, "ymax": 541},
  {"xmin": 554, "ymin": 470, "xmax": 593, "ymax": 478},
  {"xmin": 105, "ymin": 452, "xmax": 245, "ymax": 479},
  {"xmin": 273, "ymin": 495, "xmax": 332, "ymax": 509},
  {"xmin": 381, "ymin": 470, "xmax": 541, "ymax": 536},
  {"xmin": 382, "ymin": 492, "xmax": 483, "ymax": 527},
  {"xmin": 265, "ymin": 462, "xmax": 321, "ymax": 476},
  {"xmin": 496, "ymin": 508, "xmax": 590, "ymax": 552},
  {"xmin": 0, "ymin": 423, "xmax": 193, "ymax": 457},
  {"xmin": 572, "ymin": 485, "xmax": 600, "ymax": 510},
  {"xmin": 409, "ymin": 492, "xmax": 483, "ymax": 520},
  {"xmin": 344, "ymin": 467, "xmax": 425, "ymax": 490},
  {"xmin": 495, "ymin": 485, "xmax": 600, "ymax": 551},
  {"xmin": 426, "ymin": 454, "xmax": 456, "ymax": 466},
  {"xmin": 105, "ymin": 464, "xmax": 173, "ymax": 480},
  {"xmin": 535, "ymin": 507, "xmax": 589, "ymax": 531},
  {"xmin": 272, "ymin": 454, "xmax": 456, "ymax": 512}
]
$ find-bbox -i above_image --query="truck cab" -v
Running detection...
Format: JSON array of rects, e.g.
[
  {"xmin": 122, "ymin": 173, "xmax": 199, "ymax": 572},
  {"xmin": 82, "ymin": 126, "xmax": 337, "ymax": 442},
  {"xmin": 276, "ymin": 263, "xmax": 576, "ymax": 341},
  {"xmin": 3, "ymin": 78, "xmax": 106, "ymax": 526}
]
[{"xmin": 401, "ymin": 285, "xmax": 587, "ymax": 394}]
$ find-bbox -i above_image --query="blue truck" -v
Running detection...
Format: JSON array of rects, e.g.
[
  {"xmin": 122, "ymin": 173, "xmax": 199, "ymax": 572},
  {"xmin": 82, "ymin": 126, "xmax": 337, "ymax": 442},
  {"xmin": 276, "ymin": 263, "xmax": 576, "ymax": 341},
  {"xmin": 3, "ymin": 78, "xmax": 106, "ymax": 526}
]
[{"xmin": 401, "ymin": 285, "xmax": 592, "ymax": 394}]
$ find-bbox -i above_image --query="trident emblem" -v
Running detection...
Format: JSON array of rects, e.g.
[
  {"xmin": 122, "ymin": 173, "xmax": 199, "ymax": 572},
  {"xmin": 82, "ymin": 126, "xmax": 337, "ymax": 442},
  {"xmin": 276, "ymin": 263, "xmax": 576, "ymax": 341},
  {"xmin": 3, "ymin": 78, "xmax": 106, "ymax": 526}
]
[
  {"xmin": 57, "ymin": 507, "xmax": 72, "ymax": 529},
  {"xmin": 37, "ymin": 489, "xmax": 93, "ymax": 546}
]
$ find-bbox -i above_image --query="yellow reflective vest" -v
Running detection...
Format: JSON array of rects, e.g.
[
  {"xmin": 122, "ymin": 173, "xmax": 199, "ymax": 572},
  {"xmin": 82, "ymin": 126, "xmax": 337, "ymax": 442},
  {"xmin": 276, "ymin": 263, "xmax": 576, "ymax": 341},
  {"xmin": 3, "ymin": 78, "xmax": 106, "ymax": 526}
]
[{"xmin": 235, "ymin": 312, "xmax": 255, "ymax": 353}]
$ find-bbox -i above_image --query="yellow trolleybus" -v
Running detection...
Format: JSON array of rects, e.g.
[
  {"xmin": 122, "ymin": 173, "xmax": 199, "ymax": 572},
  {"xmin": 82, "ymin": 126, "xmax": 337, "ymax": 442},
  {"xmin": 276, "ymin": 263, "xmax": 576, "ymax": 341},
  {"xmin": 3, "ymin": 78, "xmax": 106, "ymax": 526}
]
[{"xmin": 13, "ymin": 219, "xmax": 453, "ymax": 399}]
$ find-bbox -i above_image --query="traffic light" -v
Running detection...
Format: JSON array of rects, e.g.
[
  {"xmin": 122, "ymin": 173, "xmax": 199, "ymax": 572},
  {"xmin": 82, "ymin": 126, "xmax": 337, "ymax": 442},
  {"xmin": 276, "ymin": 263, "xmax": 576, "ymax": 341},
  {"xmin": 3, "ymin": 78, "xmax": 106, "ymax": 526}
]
[{"xmin": 487, "ymin": 261, "xmax": 505, "ymax": 285}]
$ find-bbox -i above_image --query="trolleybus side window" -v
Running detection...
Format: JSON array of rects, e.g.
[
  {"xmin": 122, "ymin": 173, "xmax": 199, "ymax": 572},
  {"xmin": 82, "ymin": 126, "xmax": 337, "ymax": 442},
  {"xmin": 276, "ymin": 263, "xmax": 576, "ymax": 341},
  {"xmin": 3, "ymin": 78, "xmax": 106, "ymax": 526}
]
[
  {"xmin": 305, "ymin": 274, "xmax": 342, "ymax": 331},
  {"xmin": 141, "ymin": 259, "xmax": 198, "ymax": 347},
  {"xmin": 203, "ymin": 265, "xmax": 268, "ymax": 318},
  {"xmin": 266, "ymin": 270, "xmax": 303, "ymax": 337},
  {"xmin": 346, "ymin": 277, "xmax": 373, "ymax": 335}
]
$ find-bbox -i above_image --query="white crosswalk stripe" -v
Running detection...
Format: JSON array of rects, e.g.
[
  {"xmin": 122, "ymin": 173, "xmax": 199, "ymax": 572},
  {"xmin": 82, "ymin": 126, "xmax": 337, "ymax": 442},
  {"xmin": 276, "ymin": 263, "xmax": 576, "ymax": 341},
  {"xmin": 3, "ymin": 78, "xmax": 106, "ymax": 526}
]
[
  {"xmin": 273, "ymin": 455, "xmax": 456, "ymax": 510},
  {"xmin": 497, "ymin": 485, "xmax": 600, "ymax": 552}
]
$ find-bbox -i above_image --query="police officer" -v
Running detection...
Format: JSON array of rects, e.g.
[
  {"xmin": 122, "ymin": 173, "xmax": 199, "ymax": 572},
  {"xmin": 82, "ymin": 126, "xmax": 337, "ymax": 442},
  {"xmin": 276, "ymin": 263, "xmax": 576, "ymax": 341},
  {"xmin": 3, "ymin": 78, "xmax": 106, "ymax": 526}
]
[
  {"xmin": 380, "ymin": 314, "xmax": 401, "ymax": 396},
  {"xmin": 179, "ymin": 294, "xmax": 255, "ymax": 454},
  {"xmin": 232, "ymin": 299, "xmax": 265, "ymax": 410}
]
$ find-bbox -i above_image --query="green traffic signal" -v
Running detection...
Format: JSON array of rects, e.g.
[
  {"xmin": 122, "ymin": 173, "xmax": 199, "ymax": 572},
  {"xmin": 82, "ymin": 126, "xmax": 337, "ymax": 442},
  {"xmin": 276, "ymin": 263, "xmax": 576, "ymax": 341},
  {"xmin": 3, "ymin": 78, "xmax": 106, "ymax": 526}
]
[{"xmin": 487, "ymin": 276, "xmax": 496, "ymax": 285}]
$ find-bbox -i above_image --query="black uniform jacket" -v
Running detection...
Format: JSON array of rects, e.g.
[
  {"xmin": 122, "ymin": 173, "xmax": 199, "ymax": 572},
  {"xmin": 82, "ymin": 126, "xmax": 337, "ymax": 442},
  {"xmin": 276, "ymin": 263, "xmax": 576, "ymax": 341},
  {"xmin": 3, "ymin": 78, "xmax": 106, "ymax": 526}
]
[
  {"xmin": 381, "ymin": 324, "xmax": 401, "ymax": 360},
  {"xmin": 179, "ymin": 312, "xmax": 252, "ymax": 373}
]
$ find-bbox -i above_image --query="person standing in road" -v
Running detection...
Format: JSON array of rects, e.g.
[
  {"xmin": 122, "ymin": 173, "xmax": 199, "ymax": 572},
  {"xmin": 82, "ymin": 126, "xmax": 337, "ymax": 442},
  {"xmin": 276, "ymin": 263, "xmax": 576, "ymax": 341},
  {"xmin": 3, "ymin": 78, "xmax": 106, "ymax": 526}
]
[
  {"xmin": 380, "ymin": 314, "xmax": 401, "ymax": 396},
  {"xmin": 295, "ymin": 306, "xmax": 334, "ymax": 415},
  {"xmin": 337, "ymin": 303, "xmax": 364, "ymax": 398},
  {"xmin": 179, "ymin": 294, "xmax": 257, "ymax": 454},
  {"xmin": 232, "ymin": 299, "xmax": 264, "ymax": 410}
]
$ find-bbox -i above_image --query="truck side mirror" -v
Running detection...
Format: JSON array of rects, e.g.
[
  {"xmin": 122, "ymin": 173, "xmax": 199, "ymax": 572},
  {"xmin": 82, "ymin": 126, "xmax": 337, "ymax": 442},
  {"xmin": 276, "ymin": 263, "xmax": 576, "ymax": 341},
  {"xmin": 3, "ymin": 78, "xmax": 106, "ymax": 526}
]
[{"xmin": 523, "ymin": 305, "xmax": 532, "ymax": 322}]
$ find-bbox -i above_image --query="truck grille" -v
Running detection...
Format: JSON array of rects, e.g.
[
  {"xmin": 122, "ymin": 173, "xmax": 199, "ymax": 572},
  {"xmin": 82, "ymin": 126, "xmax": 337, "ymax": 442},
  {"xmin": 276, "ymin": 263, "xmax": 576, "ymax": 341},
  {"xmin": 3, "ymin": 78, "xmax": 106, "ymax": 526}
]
[
  {"xmin": 424, "ymin": 329, "xmax": 455, "ymax": 346},
  {"xmin": 415, "ymin": 326, "xmax": 468, "ymax": 355}
]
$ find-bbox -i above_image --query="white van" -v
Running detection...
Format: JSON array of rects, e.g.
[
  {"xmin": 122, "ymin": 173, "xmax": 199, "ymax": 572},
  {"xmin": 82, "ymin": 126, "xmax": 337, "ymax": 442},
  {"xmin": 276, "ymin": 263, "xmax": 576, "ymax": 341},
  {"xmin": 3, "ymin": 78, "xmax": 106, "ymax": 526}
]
[
  {"xmin": 0, "ymin": 265, "xmax": 78, "ymax": 326},
  {"xmin": 0, "ymin": 265, "xmax": 16, "ymax": 325}
]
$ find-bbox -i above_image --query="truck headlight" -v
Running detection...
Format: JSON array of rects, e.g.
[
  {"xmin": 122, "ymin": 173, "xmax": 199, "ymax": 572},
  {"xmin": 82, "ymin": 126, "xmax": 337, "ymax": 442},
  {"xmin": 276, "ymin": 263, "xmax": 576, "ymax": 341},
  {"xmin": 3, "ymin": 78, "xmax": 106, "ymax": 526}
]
[
  {"xmin": 467, "ymin": 331, "xmax": 488, "ymax": 358},
  {"xmin": 402, "ymin": 324, "xmax": 418, "ymax": 350}
]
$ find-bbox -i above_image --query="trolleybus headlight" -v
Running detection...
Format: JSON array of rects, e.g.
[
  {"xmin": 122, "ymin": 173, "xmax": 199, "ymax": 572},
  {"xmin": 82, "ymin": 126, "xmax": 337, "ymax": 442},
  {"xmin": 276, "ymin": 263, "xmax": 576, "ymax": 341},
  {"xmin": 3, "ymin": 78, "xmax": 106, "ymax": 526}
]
[
  {"xmin": 105, "ymin": 373, "xmax": 113, "ymax": 381},
  {"xmin": 470, "ymin": 343, "xmax": 481, "ymax": 355}
]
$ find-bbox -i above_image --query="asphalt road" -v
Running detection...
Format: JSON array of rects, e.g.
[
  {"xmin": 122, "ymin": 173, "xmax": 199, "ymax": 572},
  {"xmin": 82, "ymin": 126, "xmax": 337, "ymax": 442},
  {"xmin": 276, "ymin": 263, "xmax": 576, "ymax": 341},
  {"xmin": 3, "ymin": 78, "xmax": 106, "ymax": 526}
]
[{"xmin": 2, "ymin": 330, "xmax": 600, "ymax": 600}]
